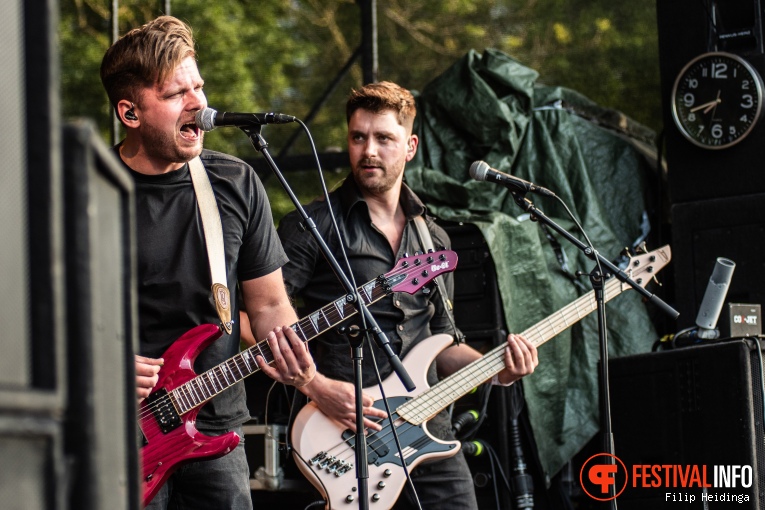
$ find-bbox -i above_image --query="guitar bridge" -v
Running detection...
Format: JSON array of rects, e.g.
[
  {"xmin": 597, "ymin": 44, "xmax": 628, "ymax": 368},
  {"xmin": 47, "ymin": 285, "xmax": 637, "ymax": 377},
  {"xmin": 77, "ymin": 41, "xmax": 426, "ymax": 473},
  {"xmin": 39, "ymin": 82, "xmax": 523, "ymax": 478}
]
[{"xmin": 147, "ymin": 388, "xmax": 182, "ymax": 434}]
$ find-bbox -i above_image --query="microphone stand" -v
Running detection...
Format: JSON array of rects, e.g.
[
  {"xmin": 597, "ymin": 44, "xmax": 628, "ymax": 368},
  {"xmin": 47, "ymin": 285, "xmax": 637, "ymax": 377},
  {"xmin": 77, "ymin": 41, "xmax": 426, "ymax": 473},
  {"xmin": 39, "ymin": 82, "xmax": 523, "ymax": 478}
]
[
  {"xmin": 242, "ymin": 125, "xmax": 415, "ymax": 510},
  {"xmin": 508, "ymin": 191, "xmax": 678, "ymax": 509}
]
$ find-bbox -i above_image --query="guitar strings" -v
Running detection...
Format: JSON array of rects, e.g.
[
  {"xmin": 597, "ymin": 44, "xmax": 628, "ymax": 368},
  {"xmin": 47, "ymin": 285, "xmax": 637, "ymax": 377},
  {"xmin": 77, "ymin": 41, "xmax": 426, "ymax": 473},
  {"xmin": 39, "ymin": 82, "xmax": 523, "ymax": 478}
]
[{"xmin": 137, "ymin": 256, "xmax": 448, "ymax": 423}]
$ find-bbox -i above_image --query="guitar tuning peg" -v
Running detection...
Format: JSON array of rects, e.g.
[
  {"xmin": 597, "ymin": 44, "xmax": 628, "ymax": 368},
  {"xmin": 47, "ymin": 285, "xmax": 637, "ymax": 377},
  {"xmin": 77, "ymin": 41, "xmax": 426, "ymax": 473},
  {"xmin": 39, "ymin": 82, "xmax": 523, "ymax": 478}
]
[
  {"xmin": 403, "ymin": 252, "xmax": 410, "ymax": 258},
  {"xmin": 414, "ymin": 251, "xmax": 422, "ymax": 256},
  {"xmin": 427, "ymin": 248, "xmax": 435, "ymax": 253},
  {"xmin": 620, "ymin": 247, "xmax": 631, "ymax": 259},
  {"xmin": 635, "ymin": 242, "xmax": 647, "ymax": 254}
]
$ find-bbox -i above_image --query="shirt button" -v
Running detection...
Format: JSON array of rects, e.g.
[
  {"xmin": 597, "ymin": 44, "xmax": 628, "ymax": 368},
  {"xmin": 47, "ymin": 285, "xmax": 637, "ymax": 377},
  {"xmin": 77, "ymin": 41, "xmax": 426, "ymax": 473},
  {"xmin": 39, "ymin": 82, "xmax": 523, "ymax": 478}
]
[{"xmin": 398, "ymin": 325, "xmax": 404, "ymax": 331}]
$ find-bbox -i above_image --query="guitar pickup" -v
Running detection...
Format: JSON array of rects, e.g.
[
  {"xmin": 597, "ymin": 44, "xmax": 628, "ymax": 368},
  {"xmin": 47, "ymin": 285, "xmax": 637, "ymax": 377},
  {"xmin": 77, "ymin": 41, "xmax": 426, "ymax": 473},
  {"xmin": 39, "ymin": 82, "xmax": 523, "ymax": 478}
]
[
  {"xmin": 146, "ymin": 388, "xmax": 182, "ymax": 434},
  {"xmin": 341, "ymin": 428, "xmax": 390, "ymax": 464}
]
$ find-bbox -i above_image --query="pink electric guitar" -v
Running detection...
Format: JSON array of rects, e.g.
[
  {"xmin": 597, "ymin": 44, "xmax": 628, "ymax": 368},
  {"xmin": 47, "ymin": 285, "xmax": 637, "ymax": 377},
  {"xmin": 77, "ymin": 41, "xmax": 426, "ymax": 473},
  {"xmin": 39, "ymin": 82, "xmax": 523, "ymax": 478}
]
[
  {"xmin": 291, "ymin": 245, "xmax": 671, "ymax": 510},
  {"xmin": 139, "ymin": 250, "xmax": 458, "ymax": 506}
]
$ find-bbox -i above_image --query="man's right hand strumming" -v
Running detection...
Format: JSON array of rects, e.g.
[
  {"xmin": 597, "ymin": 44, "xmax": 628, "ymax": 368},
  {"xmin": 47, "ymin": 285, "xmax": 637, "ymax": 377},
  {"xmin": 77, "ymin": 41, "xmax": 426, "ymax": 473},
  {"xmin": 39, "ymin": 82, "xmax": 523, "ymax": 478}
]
[
  {"xmin": 300, "ymin": 373, "xmax": 387, "ymax": 433},
  {"xmin": 135, "ymin": 355, "xmax": 164, "ymax": 403}
]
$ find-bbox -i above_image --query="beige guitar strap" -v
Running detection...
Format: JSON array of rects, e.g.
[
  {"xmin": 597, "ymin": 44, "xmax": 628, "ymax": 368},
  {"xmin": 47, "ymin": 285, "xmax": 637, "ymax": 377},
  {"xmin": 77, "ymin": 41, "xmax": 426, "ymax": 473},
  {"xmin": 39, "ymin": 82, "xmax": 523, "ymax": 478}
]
[
  {"xmin": 188, "ymin": 156, "xmax": 233, "ymax": 334},
  {"xmin": 412, "ymin": 216, "xmax": 464, "ymax": 343}
]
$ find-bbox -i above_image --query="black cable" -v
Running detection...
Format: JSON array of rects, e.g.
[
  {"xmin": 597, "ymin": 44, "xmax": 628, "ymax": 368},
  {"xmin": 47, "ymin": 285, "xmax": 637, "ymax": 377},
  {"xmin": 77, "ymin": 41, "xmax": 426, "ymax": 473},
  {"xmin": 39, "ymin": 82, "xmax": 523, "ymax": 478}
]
[
  {"xmin": 509, "ymin": 418, "xmax": 534, "ymax": 510},
  {"xmin": 747, "ymin": 337, "xmax": 765, "ymax": 435}
]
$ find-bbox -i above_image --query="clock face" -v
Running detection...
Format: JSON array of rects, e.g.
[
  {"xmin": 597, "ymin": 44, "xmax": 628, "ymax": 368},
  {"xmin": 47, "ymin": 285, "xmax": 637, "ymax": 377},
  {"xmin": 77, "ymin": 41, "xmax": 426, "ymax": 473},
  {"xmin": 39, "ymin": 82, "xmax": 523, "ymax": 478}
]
[{"xmin": 671, "ymin": 52, "xmax": 764, "ymax": 149}]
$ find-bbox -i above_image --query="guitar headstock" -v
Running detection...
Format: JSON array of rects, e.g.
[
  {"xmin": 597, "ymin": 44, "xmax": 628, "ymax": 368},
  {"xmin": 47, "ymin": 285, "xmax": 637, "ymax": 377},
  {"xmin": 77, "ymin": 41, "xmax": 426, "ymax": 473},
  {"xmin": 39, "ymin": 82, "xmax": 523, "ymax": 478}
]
[
  {"xmin": 382, "ymin": 250, "xmax": 459, "ymax": 295},
  {"xmin": 624, "ymin": 245, "xmax": 672, "ymax": 288}
]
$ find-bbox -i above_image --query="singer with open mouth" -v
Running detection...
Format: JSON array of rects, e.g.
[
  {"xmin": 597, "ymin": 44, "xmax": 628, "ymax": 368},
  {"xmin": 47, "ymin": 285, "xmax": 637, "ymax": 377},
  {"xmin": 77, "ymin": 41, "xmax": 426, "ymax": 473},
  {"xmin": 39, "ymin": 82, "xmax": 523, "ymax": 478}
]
[{"xmin": 99, "ymin": 15, "xmax": 315, "ymax": 510}]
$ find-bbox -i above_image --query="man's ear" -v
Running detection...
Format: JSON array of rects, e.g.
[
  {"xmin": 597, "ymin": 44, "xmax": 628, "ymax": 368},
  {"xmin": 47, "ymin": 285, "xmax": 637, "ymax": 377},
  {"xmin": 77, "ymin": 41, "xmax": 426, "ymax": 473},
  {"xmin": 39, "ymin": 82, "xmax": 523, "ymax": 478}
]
[
  {"xmin": 406, "ymin": 134, "xmax": 419, "ymax": 161},
  {"xmin": 118, "ymin": 100, "xmax": 139, "ymax": 125}
]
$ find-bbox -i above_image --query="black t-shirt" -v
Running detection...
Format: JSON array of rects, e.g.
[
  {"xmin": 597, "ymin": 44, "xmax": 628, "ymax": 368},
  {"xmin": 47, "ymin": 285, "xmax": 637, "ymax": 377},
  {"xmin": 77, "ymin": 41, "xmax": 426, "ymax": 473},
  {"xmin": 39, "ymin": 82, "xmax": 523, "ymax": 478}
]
[{"xmin": 120, "ymin": 147, "xmax": 287, "ymax": 429}]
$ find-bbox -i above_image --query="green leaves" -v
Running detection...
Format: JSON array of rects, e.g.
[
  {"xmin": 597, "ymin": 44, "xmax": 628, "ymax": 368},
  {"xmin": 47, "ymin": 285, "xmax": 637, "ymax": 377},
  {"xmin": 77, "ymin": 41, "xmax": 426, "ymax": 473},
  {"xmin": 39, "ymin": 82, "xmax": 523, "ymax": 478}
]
[{"xmin": 59, "ymin": 0, "xmax": 661, "ymax": 217}]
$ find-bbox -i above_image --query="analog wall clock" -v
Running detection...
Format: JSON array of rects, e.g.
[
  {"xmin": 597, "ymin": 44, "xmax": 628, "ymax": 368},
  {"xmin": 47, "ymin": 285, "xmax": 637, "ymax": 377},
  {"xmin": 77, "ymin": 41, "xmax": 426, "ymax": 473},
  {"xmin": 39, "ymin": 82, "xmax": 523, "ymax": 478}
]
[{"xmin": 671, "ymin": 51, "xmax": 764, "ymax": 149}]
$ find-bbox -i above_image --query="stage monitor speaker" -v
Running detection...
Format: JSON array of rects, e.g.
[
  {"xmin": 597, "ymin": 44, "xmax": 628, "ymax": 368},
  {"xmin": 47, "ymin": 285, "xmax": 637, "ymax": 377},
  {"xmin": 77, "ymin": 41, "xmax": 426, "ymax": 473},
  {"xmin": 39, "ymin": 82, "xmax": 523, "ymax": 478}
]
[
  {"xmin": 0, "ymin": 0, "xmax": 66, "ymax": 508},
  {"xmin": 62, "ymin": 121, "xmax": 140, "ymax": 510},
  {"xmin": 671, "ymin": 193, "xmax": 765, "ymax": 330},
  {"xmin": 657, "ymin": 0, "xmax": 765, "ymax": 203},
  {"xmin": 609, "ymin": 340, "xmax": 765, "ymax": 509}
]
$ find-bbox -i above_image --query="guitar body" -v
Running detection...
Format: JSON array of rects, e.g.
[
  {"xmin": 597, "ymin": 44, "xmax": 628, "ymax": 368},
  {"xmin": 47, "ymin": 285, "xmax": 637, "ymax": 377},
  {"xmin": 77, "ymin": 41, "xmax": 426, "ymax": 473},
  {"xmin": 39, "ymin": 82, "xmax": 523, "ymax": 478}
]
[
  {"xmin": 291, "ymin": 334, "xmax": 459, "ymax": 510},
  {"xmin": 139, "ymin": 323, "xmax": 240, "ymax": 507}
]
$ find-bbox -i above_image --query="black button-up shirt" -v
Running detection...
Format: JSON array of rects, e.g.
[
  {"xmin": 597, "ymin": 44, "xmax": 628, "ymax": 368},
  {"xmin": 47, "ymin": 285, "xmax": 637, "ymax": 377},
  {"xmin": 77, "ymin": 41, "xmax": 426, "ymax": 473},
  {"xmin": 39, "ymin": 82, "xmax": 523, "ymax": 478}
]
[{"xmin": 278, "ymin": 177, "xmax": 459, "ymax": 408}]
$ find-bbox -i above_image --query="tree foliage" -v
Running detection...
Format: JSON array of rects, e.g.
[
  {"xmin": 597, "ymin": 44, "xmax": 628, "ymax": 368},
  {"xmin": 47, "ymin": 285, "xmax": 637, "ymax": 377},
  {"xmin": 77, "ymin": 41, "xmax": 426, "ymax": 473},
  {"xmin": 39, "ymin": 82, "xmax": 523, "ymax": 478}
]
[{"xmin": 59, "ymin": 0, "xmax": 661, "ymax": 220}]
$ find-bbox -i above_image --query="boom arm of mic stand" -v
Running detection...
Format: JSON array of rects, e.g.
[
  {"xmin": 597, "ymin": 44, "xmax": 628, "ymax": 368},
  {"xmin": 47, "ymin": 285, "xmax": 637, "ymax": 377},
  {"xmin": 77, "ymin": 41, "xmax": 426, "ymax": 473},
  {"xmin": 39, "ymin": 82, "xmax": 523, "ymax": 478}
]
[
  {"xmin": 243, "ymin": 125, "xmax": 416, "ymax": 391},
  {"xmin": 510, "ymin": 192, "xmax": 679, "ymax": 319},
  {"xmin": 510, "ymin": 191, "xmax": 676, "ymax": 509}
]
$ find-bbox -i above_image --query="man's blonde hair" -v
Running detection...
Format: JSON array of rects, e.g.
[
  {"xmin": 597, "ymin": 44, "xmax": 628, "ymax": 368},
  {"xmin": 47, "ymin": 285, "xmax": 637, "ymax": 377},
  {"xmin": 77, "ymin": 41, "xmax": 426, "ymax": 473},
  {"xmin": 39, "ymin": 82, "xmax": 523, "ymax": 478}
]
[{"xmin": 100, "ymin": 16, "xmax": 196, "ymax": 109}]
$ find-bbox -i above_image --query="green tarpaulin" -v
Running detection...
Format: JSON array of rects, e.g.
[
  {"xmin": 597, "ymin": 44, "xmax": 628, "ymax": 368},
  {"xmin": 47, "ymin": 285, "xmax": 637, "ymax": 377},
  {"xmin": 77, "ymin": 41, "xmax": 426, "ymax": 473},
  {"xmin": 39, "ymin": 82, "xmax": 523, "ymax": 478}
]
[{"xmin": 405, "ymin": 48, "xmax": 661, "ymax": 483}]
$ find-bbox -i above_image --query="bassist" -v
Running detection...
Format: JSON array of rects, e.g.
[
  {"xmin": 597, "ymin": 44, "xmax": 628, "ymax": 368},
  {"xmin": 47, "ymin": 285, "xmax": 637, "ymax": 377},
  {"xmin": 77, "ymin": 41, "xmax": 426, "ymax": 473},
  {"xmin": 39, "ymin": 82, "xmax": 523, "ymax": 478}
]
[{"xmin": 278, "ymin": 81, "xmax": 537, "ymax": 509}]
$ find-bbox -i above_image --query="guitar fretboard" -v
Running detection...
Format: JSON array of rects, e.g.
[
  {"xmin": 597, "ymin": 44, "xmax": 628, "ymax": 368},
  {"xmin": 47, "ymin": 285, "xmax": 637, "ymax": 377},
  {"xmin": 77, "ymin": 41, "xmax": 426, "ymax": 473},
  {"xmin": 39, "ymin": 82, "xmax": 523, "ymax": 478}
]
[
  {"xmin": 170, "ymin": 277, "xmax": 391, "ymax": 415},
  {"xmin": 396, "ymin": 275, "xmax": 628, "ymax": 424}
]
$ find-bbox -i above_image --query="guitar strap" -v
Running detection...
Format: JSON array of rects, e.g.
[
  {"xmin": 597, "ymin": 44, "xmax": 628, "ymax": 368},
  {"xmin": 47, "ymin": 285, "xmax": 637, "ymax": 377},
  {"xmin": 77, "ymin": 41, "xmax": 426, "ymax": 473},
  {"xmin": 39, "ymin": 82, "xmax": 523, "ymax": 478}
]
[
  {"xmin": 412, "ymin": 216, "xmax": 465, "ymax": 344},
  {"xmin": 188, "ymin": 156, "xmax": 234, "ymax": 334}
]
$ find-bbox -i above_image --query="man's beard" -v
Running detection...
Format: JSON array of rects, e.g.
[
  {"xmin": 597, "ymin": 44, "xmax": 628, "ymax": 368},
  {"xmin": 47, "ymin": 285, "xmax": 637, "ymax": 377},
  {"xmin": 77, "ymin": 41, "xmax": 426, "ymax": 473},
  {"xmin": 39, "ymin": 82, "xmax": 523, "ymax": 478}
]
[
  {"xmin": 353, "ymin": 158, "xmax": 401, "ymax": 195},
  {"xmin": 141, "ymin": 122, "xmax": 203, "ymax": 164}
]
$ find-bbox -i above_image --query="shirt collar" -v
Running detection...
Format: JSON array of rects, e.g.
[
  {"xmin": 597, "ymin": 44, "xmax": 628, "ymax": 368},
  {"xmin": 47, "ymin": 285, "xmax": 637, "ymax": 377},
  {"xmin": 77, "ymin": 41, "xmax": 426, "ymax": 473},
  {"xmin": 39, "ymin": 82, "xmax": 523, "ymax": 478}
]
[{"xmin": 338, "ymin": 175, "xmax": 427, "ymax": 221}]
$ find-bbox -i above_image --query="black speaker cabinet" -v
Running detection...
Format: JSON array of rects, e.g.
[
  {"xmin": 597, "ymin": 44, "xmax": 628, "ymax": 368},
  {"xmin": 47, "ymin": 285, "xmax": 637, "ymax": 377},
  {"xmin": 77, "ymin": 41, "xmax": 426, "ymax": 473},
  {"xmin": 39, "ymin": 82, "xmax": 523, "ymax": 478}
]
[
  {"xmin": 0, "ymin": 0, "xmax": 66, "ymax": 508},
  {"xmin": 657, "ymin": 0, "xmax": 765, "ymax": 203},
  {"xmin": 437, "ymin": 220, "xmax": 507, "ymax": 347},
  {"xmin": 671, "ymin": 193, "xmax": 765, "ymax": 330},
  {"xmin": 609, "ymin": 340, "xmax": 765, "ymax": 509},
  {"xmin": 62, "ymin": 121, "xmax": 140, "ymax": 510}
]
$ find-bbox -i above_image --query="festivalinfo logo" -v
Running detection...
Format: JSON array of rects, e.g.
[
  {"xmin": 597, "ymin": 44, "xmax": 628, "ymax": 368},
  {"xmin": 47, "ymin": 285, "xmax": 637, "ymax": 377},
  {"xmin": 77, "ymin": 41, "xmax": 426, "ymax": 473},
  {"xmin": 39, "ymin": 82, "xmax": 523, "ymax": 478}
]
[{"xmin": 579, "ymin": 453, "xmax": 754, "ymax": 504}]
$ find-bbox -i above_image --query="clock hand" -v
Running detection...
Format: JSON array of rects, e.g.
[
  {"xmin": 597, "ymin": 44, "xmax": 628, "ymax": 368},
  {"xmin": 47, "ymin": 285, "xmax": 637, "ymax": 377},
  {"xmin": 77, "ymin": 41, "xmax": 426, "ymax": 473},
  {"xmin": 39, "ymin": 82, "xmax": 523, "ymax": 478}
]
[
  {"xmin": 691, "ymin": 97, "xmax": 721, "ymax": 113},
  {"xmin": 708, "ymin": 90, "xmax": 722, "ymax": 119},
  {"xmin": 703, "ymin": 98, "xmax": 721, "ymax": 114}
]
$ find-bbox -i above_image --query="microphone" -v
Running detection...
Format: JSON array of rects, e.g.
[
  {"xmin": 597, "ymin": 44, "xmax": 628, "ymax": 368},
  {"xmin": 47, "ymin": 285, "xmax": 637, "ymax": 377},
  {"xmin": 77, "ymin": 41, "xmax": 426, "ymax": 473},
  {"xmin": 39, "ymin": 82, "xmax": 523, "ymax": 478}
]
[
  {"xmin": 673, "ymin": 257, "xmax": 736, "ymax": 347},
  {"xmin": 694, "ymin": 257, "xmax": 736, "ymax": 339},
  {"xmin": 469, "ymin": 161, "xmax": 556, "ymax": 197},
  {"xmin": 195, "ymin": 107, "xmax": 296, "ymax": 131},
  {"xmin": 509, "ymin": 417, "xmax": 535, "ymax": 509},
  {"xmin": 461, "ymin": 440, "xmax": 485, "ymax": 457},
  {"xmin": 451, "ymin": 410, "xmax": 479, "ymax": 435}
]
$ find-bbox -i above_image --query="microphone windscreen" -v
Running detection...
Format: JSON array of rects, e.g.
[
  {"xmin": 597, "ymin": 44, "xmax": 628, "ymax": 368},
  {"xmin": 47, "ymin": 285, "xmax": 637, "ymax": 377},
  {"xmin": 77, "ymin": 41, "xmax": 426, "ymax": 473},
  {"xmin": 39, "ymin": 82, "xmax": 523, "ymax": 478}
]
[
  {"xmin": 195, "ymin": 108, "xmax": 217, "ymax": 131},
  {"xmin": 695, "ymin": 257, "xmax": 736, "ymax": 330},
  {"xmin": 469, "ymin": 161, "xmax": 490, "ymax": 181}
]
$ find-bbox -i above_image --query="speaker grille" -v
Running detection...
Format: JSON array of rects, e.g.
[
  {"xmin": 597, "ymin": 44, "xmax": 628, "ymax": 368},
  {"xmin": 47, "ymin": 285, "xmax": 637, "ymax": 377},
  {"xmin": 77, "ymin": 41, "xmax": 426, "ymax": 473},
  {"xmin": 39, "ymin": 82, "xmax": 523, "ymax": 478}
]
[{"xmin": 610, "ymin": 340, "xmax": 764, "ymax": 509}]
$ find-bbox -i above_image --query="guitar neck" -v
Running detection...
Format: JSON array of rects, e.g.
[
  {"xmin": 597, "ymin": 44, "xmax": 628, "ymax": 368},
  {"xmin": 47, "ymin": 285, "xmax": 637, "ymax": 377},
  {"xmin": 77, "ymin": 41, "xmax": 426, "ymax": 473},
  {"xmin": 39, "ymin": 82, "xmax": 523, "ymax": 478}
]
[
  {"xmin": 171, "ymin": 277, "xmax": 391, "ymax": 416},
  {"xmin": 397, "ymin": 276, "xmax": 628, "ymax": 425}
]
